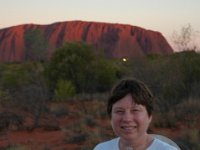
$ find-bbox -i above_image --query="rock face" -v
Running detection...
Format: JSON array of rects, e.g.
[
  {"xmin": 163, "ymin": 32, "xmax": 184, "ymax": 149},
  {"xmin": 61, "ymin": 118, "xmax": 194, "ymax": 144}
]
[{"xmin": 0, "ymin": 20, "xmax": 173, "ymax": 62}]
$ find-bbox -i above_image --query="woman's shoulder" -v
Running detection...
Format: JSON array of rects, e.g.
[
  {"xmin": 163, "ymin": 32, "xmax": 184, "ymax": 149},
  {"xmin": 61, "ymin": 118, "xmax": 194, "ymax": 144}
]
[
  {"xmin": 93, "ymin": 137, "xmax": 120, "ymax": 150},
  {"xmin": 148, "ymin": 138, "xmax": 179, "ymax": 150}
]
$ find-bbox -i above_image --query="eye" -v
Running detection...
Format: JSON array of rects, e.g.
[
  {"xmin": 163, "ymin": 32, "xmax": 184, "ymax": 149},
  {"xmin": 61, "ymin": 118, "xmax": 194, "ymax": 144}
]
[
  {"xmin": 114, "ymin": 110, "xmax": 124, "ymax": 114},
  {"xmin": 132, "ymin": 109, "xmax": 138, "ymax": 112},
  {"xmin": 131, "ymin": 108, "xmax": 140, "ymax": 112}
]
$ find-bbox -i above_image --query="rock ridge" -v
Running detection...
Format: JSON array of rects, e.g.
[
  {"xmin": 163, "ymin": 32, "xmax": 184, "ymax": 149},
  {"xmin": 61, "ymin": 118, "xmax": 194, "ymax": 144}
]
[{"xmin": 0, "ymin": 20, "xmax": 173, "ymax": 62}]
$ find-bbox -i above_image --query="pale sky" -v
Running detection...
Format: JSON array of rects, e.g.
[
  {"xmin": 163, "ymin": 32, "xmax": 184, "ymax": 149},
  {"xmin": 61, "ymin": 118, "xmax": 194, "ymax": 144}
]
[{"xmin": 1, "ymin": 0, "xmax": 200, "ymax": 50}]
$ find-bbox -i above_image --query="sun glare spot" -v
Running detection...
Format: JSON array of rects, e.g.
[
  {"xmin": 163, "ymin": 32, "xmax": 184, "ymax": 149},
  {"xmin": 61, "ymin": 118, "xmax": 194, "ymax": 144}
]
[{"xmin": 122, "ymin": 58, "xmax": 127, "ymax": 62}]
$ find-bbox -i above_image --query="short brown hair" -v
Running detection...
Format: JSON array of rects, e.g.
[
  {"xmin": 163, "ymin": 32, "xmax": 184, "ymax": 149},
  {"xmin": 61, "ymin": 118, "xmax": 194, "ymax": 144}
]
[{"xmin": 107, "ymin": 78, "xmax": 154, "ymax": 117}]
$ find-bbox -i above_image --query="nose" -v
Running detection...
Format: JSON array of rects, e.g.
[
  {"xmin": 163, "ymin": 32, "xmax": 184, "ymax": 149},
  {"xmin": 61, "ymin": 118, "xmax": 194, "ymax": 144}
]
[{"xmin": 122, "ymin": 111, "xmax": 132, "ymax": 122}]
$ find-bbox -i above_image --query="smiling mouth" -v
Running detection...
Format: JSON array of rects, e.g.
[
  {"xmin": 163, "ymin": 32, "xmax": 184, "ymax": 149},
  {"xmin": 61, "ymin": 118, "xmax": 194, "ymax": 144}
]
[{"xmin": 121, "ymin": 126, "xmax": 136, "ymax": 131}]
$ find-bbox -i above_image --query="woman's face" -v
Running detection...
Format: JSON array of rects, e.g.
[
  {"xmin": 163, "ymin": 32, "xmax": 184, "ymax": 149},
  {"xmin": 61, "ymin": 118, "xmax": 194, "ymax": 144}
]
[{"xmin": 111, "ymin": 94, "xmax": 152, "ymax": 142}]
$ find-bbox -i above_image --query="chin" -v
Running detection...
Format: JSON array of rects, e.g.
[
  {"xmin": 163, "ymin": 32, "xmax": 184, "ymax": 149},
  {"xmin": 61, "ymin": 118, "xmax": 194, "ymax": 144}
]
[{"xmin": 121, "ymin": 135, "xmax": 136, "ymax": 141}]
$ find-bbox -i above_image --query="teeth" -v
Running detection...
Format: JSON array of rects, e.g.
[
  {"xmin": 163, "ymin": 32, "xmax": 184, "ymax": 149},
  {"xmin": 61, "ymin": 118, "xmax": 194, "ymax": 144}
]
[
  {"xmin": 122, "ymin": 126, "xmax": 135, "ymax": 130},
  {"xmin": 124, "ymin": 127, "xmax": 132, "ymax": 129}
]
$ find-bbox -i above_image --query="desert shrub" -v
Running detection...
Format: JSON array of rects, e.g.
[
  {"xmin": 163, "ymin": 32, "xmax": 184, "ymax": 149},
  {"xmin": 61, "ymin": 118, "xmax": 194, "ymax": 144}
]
[
  {"xmin": 46, "ymin": 42, "xmax": 118, "ymax": 95},
  {"xmin": 0, "ymin": 64, "xmax": 30, "ymax": 93},
  {"xmin": 152, "ymin": 112, "xmax": 178, "ymax": 128},
  {"xmin": 64, "ymin": 119, "xmax": 87, "ymax": 136},
  {"xmin": 89, "ymin": 58, "xmax": 118, "ymax": 92},
  {"xmin": 48, "ymin": 102, "xmax": 70, "ymax": 117},
  {"xmin": 0, "ymin": 62, "xmax": 49, "ymax": 107},
  {"xmin": 46, "ymin": 42, "xmax": 96, "ymax": 93},
  {"xmin": 3, "ymin": 145, "xmax": 28, "ymax": 150},
  {"xmin": 0, "ymin": 112, "xmax": 24, "ymax": 131},
  {"xmin": 68, "ymin": 133, "xmax": 88, "ymax": 143},
  {"xmin": 50, "ymin": 106, "xmax": 69, "ymax": 117},
  {"xmin": 54, "ymin": 79, "xmax": 76, "ymax": 101},
  {"xmin": 72, "ymin": 99, "xmax": 108, "ymax": 121},
  {"xmin": 175, "ymin": 129, "xmax": 200, "ymax": 150},
  {"xmin": 84, "ymin": 115, "xmax": 97, "ymax": 127},
  {"xmin": 121, "ymin": 51, "xmax": 200, "ymax": 113},
  {"xmin": 0, "ymin": 88, "xmax": 11, "ymax": 107},
  {"xmin": 24, "ymin": 28, "xmax": 48, "ymax": 61},
  {"xmin": 41, "ymin": 123, "xmax": 60, "ymax": 131},
  {"xmin": 153, "ymin": 98, "xmax": 200, "ymax": 129},
  {"xmin": 174, "ymin": 98, "xmax": 200, "ymax": 127}
]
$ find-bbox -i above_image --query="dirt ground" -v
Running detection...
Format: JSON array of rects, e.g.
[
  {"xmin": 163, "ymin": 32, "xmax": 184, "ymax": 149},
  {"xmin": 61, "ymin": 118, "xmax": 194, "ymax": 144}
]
[{"xmin": 0, "ymin": 101, "xmax": 182, "ymax": 150}]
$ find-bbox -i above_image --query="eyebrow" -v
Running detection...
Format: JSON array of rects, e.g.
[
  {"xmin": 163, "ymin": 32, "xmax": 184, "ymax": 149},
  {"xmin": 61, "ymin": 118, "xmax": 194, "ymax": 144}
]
[{"xmin": 113, "ymin": 105, "xmax": 143, "ymax": 110}]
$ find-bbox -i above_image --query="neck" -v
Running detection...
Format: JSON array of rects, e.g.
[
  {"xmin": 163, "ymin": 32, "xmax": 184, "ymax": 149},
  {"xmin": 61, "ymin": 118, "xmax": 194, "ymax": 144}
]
[{"xmin": 119, "ymin": 134, "xmax": 152, "ymax": 150}]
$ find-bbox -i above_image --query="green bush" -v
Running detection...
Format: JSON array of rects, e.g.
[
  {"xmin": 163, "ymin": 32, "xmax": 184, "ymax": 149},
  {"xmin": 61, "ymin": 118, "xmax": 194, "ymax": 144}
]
[
  {"xmin": 174, "ymin": 98, "xmax": 200, "ymax": 127},
  {"xmin": 0, "ymin": 88, "xmax": 11, "ymax": 107},
  {"xmin": 46, "ymin": 42, "xmax": 118, "ymax": 95},
  {"xmin": 54, "ymin": 79, "xmax": 76, "ymax": 101}
]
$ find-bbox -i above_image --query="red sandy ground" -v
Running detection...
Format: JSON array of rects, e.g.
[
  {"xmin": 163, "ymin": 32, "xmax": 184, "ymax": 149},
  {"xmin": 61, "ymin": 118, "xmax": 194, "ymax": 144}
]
[
  {"xmin": 0, "ymin": 124, "xmax": 81, "ymax": 150},
  {"xmin": 0, "ymin": 122, "xmax": 181, "ymax": 150},
  {"xmin": 0, "ymin": 101, "xmax": 182, "ymax": 150}
]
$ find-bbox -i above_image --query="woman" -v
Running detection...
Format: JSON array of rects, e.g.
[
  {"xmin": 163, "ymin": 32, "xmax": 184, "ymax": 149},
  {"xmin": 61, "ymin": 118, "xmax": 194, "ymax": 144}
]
[{"xmin": 93, "ymin": 78, "xmax": 178, "ymax": 150}]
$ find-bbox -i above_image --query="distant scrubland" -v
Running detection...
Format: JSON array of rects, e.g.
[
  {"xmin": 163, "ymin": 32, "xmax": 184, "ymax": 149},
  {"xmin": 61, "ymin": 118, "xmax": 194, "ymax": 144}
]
[{"xmin": 0, "ymin": 42, "xmax": 199, "ymax": 150}]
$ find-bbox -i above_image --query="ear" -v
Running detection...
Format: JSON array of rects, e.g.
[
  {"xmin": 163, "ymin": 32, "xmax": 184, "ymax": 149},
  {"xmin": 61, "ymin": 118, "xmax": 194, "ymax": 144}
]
[
  {"xmin": 149, "ymin": 115, "xmax": 152, "ymax": 123},
  {"xmin": 110, "ymin": 118, "xmax": 114, "ymax": 131}
]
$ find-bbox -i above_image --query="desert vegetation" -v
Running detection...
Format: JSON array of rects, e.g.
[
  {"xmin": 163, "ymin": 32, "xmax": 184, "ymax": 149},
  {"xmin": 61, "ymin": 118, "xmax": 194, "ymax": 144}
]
[{"xmin": 0, "ymin": 39, "xmax": 200, "ymax": 149}]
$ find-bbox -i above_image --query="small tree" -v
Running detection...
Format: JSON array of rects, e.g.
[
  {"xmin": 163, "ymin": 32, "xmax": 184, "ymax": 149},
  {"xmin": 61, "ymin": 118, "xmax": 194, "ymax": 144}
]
[
  {"xmin": 0, "ymin": 63, "xmax": 49, "ymax": 129},
  {"xmin": 24, "ymin": 28, "xmax": 48, "ymax": 61},
  {"xmin": 46, "ymin": 41, "xmax": 119, "ymax": 95},
  {"xmin": 46, "ymin": 41, "xmax": 95, "ymax": 93},
  {"xmin": 171, "ymin": 24, "xmax": 199, "ymax": 51}
]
